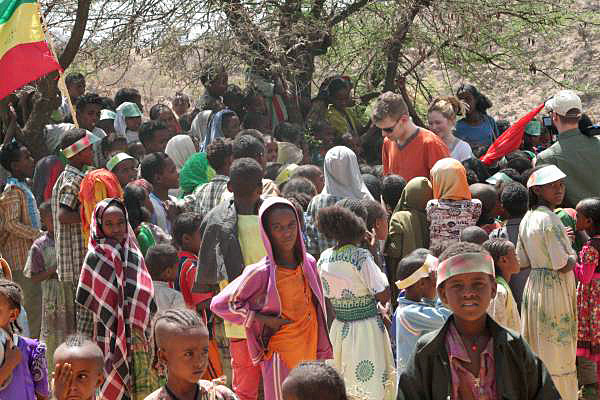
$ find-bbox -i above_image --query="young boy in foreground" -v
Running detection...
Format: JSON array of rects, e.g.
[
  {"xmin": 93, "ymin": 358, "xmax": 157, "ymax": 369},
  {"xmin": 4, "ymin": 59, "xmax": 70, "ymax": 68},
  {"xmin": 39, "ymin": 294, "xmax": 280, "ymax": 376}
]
[{"xmin": 397, "ymin": 242, "xmax": 560, "ymax": 400}]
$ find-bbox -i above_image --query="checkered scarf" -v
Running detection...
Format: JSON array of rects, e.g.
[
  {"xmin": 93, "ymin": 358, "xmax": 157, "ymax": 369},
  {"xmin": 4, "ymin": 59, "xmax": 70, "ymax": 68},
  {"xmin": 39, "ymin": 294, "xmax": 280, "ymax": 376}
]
[{"xmin": 76, "ymin": 198, "xmax": 156, "ymax": 400}]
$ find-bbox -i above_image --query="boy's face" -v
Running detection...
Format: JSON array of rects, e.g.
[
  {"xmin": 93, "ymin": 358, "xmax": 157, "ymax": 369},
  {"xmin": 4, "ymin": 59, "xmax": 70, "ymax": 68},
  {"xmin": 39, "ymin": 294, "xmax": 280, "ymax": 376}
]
[
  {"xmin": 112, "ymin": 159, "xmax": 138, "ymax": 188},
  {"xmin": 158, "ymin": 327, "xmax": 209, "ymax": 384},
  {"xmin": 54, "ymin": 349, "xmax": 104, "ymax": 400},
  {"xmin": 155, "ymin": 157, "xmax": 179, "ymax": 190},
  {"xmin": 163, "ymin": 263, "xmax": 179, "ymax": 282},
  {"xmin": 438, "ymin": 272, "xmax": 496, "ymax": 322},
  {"xmin": 145, "ymin": 128, "xmax": 171, "ymax": 154},
  {"xmin": 222, "ymin": 115, "xmax": 241, "ymax": 139},
  {"xmin": 72, "ymin": 146, "xmax": 94, "ymax": 168},
  {"xmin": 77, "ymin": 104, "xmax": 101, "ymax": 131},
  {"xmin": 12, "ymin": 146, "xmax": 35, "ymax": 179},
  {"xmin": 183, "ymin": 227, "xmax": 203, "ymax": 254},
  {"xmin": 158, "ymin": 109, "xmax": 180, "ymax": 135},
  {"xmin": 67, "ymin": 80, "xmax": 85, "ymax": 99}
]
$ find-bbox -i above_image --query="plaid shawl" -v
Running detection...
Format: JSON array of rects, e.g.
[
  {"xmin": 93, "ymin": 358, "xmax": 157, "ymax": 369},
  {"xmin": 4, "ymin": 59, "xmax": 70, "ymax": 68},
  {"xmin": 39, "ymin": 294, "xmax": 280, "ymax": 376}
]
[{"xmin": 76, "ymin": 198, "xmax": 156, "ymax": 400}]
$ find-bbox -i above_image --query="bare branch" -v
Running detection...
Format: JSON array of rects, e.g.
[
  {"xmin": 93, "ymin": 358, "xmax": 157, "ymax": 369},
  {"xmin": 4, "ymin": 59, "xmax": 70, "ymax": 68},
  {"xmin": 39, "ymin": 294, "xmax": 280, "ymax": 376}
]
[{"xmin": 329, "ymin": 0, "xmax": 371, "ymax": 26}]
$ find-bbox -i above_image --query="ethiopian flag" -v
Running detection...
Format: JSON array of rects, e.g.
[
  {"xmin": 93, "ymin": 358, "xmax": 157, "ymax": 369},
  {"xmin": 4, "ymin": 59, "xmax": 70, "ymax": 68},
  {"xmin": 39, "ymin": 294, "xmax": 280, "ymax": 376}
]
[{"xmin": 0, "ymin": 0, "xmax": 61, "ymax": 99}]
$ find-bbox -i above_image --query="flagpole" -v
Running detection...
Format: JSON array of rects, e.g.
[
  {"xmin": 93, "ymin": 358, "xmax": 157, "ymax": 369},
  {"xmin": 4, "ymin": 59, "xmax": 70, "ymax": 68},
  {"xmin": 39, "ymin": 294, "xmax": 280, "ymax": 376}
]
[{"xmin": 36, "ymin": 1, "xmax": 79, "ymax": 128}]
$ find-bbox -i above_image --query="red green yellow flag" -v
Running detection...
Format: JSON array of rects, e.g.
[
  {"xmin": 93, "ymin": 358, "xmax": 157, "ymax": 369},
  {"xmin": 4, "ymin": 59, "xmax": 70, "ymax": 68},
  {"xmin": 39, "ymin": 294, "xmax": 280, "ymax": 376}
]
[{"xmin": 0, "ymin": 0, "xmax": 61, "ymax": 99}]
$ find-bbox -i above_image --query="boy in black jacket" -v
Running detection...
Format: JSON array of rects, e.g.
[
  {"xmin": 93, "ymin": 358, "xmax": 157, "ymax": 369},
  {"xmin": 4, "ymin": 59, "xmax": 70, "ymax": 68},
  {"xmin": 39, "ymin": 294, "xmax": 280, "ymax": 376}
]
[{"xmin": 398, "ymin": 242, "xmax": 559, "ymax": 400}]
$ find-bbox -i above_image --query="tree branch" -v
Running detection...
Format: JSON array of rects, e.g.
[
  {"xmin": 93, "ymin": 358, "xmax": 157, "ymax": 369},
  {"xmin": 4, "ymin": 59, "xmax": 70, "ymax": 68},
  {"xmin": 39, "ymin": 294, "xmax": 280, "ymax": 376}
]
[
  {"xmin": 58, "ymin": 0, "xmax": 92, "ymax": 69},
  {"xmin": 329, "ymin": 0, "xmax": 371, "ymax": 26}
]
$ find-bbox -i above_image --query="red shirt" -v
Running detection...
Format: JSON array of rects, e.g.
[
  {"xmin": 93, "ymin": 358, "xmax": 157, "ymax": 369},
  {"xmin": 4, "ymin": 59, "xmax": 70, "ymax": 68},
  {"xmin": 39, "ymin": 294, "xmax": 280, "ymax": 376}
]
[
  {"xmin": 382, "ymin": 128, "xmax": 449, "ymax": 181},
  {"xmin": 177, "ymin": 251, "xmax": 212, "ymax": 308}
]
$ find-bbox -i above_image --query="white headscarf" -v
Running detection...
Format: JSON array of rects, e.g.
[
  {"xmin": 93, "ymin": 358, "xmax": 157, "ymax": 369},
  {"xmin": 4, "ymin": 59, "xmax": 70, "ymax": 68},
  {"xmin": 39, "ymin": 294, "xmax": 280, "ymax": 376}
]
[
  {"xmin": 322, "ymin": 146, "xmax": 373, "ymax": 200},
  {"xmin": 165, "ymin": 135, "xmax": 196, "ymax": 171}
]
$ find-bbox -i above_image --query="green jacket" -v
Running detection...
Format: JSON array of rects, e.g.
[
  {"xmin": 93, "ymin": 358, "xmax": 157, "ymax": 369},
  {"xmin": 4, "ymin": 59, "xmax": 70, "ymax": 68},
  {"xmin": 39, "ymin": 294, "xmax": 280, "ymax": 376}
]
[{"xmin": 397, "ymin": 315, "xmax": 560, "ymax": 400}]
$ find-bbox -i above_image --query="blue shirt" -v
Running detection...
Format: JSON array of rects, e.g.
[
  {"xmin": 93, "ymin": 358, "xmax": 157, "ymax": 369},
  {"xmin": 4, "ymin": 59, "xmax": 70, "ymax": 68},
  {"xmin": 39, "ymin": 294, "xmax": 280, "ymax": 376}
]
[
  {"xmin": 455, "ymin": 116, "xmax": 497, "ymax": 147},
  {"xmin": 394, "ymin": 295, "xmax": 451, "ymax": 385}
]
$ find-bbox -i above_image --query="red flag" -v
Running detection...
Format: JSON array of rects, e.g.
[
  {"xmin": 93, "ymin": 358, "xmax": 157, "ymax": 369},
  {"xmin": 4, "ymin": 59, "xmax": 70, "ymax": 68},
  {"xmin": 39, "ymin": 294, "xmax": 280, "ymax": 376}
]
[{"xmin": 480, "ymin": 103, "xmax": 545, "ymax": 165}]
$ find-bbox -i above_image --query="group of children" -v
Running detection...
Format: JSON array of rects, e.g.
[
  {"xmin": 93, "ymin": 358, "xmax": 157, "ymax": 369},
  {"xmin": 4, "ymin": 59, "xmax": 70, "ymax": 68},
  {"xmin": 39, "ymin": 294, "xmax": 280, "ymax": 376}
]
[{"xmin": 2, "ymin": 73, "xmax": 600, "ymax": 400}]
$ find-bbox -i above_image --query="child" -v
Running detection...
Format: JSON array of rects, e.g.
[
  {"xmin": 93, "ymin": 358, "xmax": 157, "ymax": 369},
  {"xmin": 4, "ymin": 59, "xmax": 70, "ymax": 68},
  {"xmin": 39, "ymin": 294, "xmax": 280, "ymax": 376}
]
[
  {"xmin": 140, "ymin": 152, "xmax": 180, "ymax": 233},
  {"xmin": 24, "ymin": 202, "xmax": 74, "ymax": 371},
  {"xmin": 212, "ymin": 197, "xmax": 332, "ymax": 400},
  {"xmin": 51, "ymin": 128, "xmax": 98, "ymax": 337},
  {"xmin": 172, "ymin": 212, "xmax": 206, "ymax": 309},
  {"xmin": 282, "ymin": 361, "xmax": 348, "ymax": 400},
  {"xmin": 124, "ymin": 181, "xmax": 172, "ymax": 256},
  {"xmin": 107, "ymin": 152, "xmax": 138, "ymax": 188},
  {"xmin": 385, "ymin": 177, "xmax": 433, "ymax": 306},
  {"xmin": 459, "ymin": 226, "xmax": 489, "ymax": 245},
  {"xmin": 115, "ymin": 102, "xmax": 143, "ymax": 144},
  {"xmin": 381, "ymin": 174, "xmax": 406, "ymax": 217},
  {"xmin": 574, "ymin": 198, "xmax": 600, "ymax": 385},
  {"xmin": 489, "ymin": 182, "xmax": 529, "ymax": 309},
  {"xmin": 149, "ymin": 104, "xmax": 182, "ymax": 136},
  {"xmin": 147, "ymin": 309, "xmax": 237, "ymax": 400},
  {"xmin": 426, "ymin": 158, "xmax": 482, "ymax": 244},
  {"xmin": 398, "ymin": 242, "xmax": 560, "ymax": 399},
  {"xmin": 290, "ymin": 165, "xmax": 324, "ymax": 193},
  {"xmin": 470, "ymin": 182, "xmax": 502, "ymax": 234},
  {"xmin": 316, "ymin": 206, "xmax": 395, "ymax": 400},
  {"xmin": 75, "ymin": 93, "xmax": 108, "ymax": 167},
  {"xmin": 394, "ymin": 249, "xmax": 450, "ymax": 379},
  {"xmin": 128, "ymin": 141, "xmax": 146, "ymax": 163},
  {"xmin": 362, "ymin": 199, "xmax": 389, "ymax": 266},
  {"xmin": 101, "ymin": 134, "xmax": 128, "ymax": 162},
  {"xmin": 518, "ymin": 164, "xmax": 577, "ymax": 399},
  {"xmin": 0, "ymin": 141, "xmax": 43, "ymax": 337},
  {"xmin": 145, "ymin": 244, "xmax": 186, "ymax": 312},
  {"xmin": 53, "ymin": 334, "xmax": 105, "ymax": 400},
  {"xmin": 194, "ymin": 157, "xmax": 267, "ymax": 398},
  {"xmin": 139, "ymin": 121, "xmax": 172, "ymax": 154},
  {"xmin": 482, "ymin": 238, "xmax": 521, "ymax": 332},
  {"xmin": 0, "ymin": 279, "xmax": 49, "ymax": 399},
  {"xmin": 191, "ymin": 138, "xmax": 233, "ymax": 216},
  {"xmin": 76, "ymin": 198, "xmax": 159, "ymax": 399}
]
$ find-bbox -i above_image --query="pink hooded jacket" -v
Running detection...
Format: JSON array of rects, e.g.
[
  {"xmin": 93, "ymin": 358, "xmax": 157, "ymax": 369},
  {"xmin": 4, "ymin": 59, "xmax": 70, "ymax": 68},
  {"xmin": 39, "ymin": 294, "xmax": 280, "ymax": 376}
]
[{"xmin": 210, "ymin": 197, "xmax": 333, "ymax": 365}]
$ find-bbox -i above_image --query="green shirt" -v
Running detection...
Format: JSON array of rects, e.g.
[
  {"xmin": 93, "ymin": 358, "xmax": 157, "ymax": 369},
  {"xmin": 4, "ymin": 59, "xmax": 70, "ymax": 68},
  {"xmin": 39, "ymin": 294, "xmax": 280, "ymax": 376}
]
[{"xmin": 536, "ymin": 128, "xmax": 600, "ymax": 207}]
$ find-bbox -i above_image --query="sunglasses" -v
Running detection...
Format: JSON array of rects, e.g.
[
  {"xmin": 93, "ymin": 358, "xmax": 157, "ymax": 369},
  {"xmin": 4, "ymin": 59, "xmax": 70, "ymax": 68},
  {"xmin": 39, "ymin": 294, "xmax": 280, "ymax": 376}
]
[{"xmin": 381, "ymin": 118, "xmax": 401, "ymax": 133}]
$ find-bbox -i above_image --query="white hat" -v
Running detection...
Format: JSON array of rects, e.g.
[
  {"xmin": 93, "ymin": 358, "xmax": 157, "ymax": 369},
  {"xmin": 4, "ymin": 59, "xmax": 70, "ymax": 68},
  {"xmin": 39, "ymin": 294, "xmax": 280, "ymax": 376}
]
[
  {"xmin": 545, "ymin": 90, "xmax": 582, "ymax": 117},
  {"xmin": 527, "ymin": 164, "xmax": 566, "ymax": 188}
]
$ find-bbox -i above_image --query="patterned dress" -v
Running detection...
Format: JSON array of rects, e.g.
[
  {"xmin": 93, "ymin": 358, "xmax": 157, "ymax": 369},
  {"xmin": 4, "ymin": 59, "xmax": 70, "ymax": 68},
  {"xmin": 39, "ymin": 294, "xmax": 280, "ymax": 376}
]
[
  {"xmin": 425, "ymin": 199, "xmax": 482, "ymax": 245},
  {"xmin": 575, "ymin": 236, "xmax": 600, "ymax": 362},
  {"xmin": 517, "ymin": 206, "xmax": 577, "ymax": 400},
  {"xmin": 317, "ymin": 245, "xmax": 396, "ymax": 400}
]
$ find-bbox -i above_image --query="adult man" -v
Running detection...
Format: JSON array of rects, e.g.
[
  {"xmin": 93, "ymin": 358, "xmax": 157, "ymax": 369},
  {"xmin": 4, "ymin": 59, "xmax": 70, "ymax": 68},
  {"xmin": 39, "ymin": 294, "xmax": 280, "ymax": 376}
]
[
  {"xmin": 536, "ymin": 90, "xmax": 600, "ymax": 207},
  {"xmin": 371, "ymin": 91, "xmax": 449, "ymax": 181}
]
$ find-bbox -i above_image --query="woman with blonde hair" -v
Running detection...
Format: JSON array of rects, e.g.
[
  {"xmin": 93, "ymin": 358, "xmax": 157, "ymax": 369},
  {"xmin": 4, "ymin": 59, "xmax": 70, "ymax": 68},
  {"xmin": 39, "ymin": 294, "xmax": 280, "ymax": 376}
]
[{"xmin": 427, "ymin": 96, "xmax": 473, "ymax": 162}]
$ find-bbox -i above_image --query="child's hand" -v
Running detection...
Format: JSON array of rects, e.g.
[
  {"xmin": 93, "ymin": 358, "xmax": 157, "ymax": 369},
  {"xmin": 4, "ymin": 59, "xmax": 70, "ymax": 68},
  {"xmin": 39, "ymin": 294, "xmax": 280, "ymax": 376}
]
[
  {"xmin": 565, "ymin": 227, "xmax": 575, "ymax": 243},
  {"xmin": 53, "ymin": 362, "xmax": 73, "ymax": 399},
  {"xmin": 256, "ymin": 313, "xmax": 291, "ymax": 332},
  {"xmin": 3, "ymin": 339, "xmax": 21, "ymax": 370}
]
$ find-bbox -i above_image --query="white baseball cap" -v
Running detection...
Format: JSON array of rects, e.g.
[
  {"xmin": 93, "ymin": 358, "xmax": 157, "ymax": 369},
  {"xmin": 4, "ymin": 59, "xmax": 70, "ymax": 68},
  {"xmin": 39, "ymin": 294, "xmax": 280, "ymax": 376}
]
[{"xmin": 545, "ymin": 90, "xmax": 582, "ymax": 117}]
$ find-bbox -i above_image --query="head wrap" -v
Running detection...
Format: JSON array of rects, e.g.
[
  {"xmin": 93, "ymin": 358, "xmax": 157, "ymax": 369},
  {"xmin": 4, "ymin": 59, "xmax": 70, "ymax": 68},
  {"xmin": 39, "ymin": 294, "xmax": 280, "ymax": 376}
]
[
  {"xmin": 165, "ymin": 135, "xmax": 196, "ymax": 171},
  {"xmin": 106, "ymin": 152, "xmax": 135, "ymax": 172},
  {"xmin": 100, "ymin": 109, "xmax": 117, "ymax": 121},
  {"xmin": 396, "ymin": 254, "xmax": 438, "ymax": 289},
  {"xmin": 201, "ymin": 109, "xmax": 236, "ymax": 152},
  {"xmin": 179, "ymin": 152, "xmax": 215, "ymax": 196},
  {"xmin": 322, "ymin": 146, "xmax": 373, "ymax": 200},
  {"xmin": 430, "ymin": 158, "xmax": 471, "ymax": 200},
  {"xmin": 62, "ymin": 131, "xmax": 101, "ymax": 159},
  {"xmin": 436, "ymin": 252, "xmax": 495, "ymax": 288},
  {"xmin": 76, "ymin": 198, "xmax": 156, "ymax": 398},
  {"xmin": 275, "ymin": 163, "xmax": 298, "ymax": 186},
  {"xmin": 527, "ymin": 164, "xmax": 566, "ymax": 188},
  {"xmin": 485, "ymin": 172, "xmax": 514, "ymax": 185},
  {"xmin": 276, "ymin": 141, "xmax": 303, "ymax": 165},
  {"xmin": 115, "ymin": 102, "xmax": 142, "ymax": 135}
]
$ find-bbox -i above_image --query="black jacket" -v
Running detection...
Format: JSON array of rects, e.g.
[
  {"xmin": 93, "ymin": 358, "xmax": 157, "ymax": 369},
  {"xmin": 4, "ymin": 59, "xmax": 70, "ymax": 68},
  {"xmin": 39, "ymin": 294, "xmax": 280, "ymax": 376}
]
[{"xmin": 398, "ymin": 315, "xmax": 560, "ymax": 400}]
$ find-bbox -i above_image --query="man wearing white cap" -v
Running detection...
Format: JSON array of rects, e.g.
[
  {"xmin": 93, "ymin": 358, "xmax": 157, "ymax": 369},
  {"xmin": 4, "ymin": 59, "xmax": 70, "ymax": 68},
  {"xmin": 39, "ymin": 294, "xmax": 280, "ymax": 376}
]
[{"xmin": 536, "ymin": 90, "xmax": 600, "ymax": 207}]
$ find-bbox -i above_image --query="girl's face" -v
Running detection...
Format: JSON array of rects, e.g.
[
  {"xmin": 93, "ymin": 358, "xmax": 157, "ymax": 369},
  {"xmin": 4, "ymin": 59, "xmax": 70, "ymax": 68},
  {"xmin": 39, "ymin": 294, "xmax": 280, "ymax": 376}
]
[
  {"xmin": 125, "ymin": 116, "xmax": 142, "ymax": 132},
  {"xmin": 159, "ymin": 328, "xmax": 209, "ymax": 385},
  {"xmin": 101, "ymin": 205, "xmax": 127, "ymax": 243},
  {"xmin": 533, "ymin": 179, "xmax": 565, "ymax": 208},
  {"xmin": 428, "ymin": 111, "xmax": 453, "ymax": 137},
  {"xmin": 498, "ymin": 245, "xmax": 520, "ymax": 281},
  {"xmin": 0, "ymin": 294, "xmax": 19, "ymax": 331},
  {"xmin": 159, "ymin": 110, "xmax": 180, "ymax": 134},
  {"xmin": 266, "ymin": 207, "xmax": 298, "ymax": 256},
  {"xmin": 457, "ymin": 92, "xmax": 476, "ymax": 116},
  {"xmin": 576, "ymin": 206, "xmax": 594, "ymax": 232}
]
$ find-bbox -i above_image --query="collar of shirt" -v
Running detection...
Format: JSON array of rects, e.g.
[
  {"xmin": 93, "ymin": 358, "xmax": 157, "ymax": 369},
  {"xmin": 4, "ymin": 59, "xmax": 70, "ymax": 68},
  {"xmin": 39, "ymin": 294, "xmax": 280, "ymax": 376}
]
[
  {"xmin": 64, "ymin": 164, "xmax": 86, "ymax": 177},
  {"xmin": 558, "ymin": 128, "xmax": 582, "ymax": 140},
  {"xmin": 446, "ymin": 321, "xmax": 494, "ymax": 365}
]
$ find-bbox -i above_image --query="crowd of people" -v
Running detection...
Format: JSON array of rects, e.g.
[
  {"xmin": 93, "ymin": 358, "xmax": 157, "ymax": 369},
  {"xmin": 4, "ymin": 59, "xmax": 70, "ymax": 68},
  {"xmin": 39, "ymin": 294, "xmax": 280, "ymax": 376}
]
[{"xmin": 1, "ymin": 64, "xmax": 600, "ymax": 400}]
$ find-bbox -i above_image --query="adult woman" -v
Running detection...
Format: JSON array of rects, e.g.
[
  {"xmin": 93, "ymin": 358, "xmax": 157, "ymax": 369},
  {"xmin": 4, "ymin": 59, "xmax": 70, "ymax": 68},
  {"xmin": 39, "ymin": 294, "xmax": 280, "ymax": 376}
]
[
  {"xmin": 455, "ymin": 84, "xmax": 499, "ymax": 148},
  {"xmin": 165, "ymin": 134, "xmax": 197, "ymax": 172},
  {"xmin": 427, "ymin": 96, "xmax": 473, "ymax": 162},
  {"xmin": 305, "ymin": 146, "xmax": 372, "ymax": 257}
]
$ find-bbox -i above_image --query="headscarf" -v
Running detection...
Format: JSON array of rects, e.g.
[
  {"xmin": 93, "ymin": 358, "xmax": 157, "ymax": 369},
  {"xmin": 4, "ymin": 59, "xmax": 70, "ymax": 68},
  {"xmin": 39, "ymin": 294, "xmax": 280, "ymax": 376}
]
[
  {"xmin": 179, "ymin": 152, "xmax": 215, "ymax": 196},
  {"xmin": 321, "ymin": 146, "xmax": 372, "ymax": 200},
  {"xmin": 276, "ymin": 141, "xmax": 303, "ymax": 165},
  {"xmin": 201, "ymin": 109, "xmax": 236, "ymax": 152},
  {"xmin": 437, "ymin": 252, "xmax": 495, "ymax": 287},
  {"xmin": 430, "ymin": 158, "xmax": 472, "ymax": 200},
  {"xmin": 76, "ymin": 198, "xmax": 156, "ymax": 399},
  {"xmin": 165, "ymin": 135, "xmax": 196, "ymax": 171},
  {"xmin": 386, "ymin": 177, "xmax": 433, "ymax": 258},
  {"xmin": 115, "ymin": 102, "xmax": 142, "ymax": 136}
]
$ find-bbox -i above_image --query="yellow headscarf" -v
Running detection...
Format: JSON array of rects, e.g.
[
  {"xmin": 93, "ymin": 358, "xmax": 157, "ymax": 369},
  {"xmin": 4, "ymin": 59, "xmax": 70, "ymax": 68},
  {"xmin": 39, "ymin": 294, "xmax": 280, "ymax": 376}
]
[{"xmin": 430, "ymin": 158, "xmax": 472, "ymax": 200}]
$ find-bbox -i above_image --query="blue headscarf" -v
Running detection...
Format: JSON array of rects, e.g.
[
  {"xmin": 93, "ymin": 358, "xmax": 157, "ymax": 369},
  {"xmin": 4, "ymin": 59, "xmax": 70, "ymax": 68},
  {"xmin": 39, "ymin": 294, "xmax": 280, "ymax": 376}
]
[{"xmin": 200, "ymin": 109, "xmax": 237, "ymax": 152}]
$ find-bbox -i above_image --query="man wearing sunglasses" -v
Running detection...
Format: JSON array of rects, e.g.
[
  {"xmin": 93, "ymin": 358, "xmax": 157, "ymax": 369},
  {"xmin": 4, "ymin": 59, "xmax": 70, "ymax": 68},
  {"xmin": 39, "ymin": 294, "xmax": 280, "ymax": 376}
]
[{"xmin": 372, "ymin": 92, "xmax": 449, "ymax": 181}]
